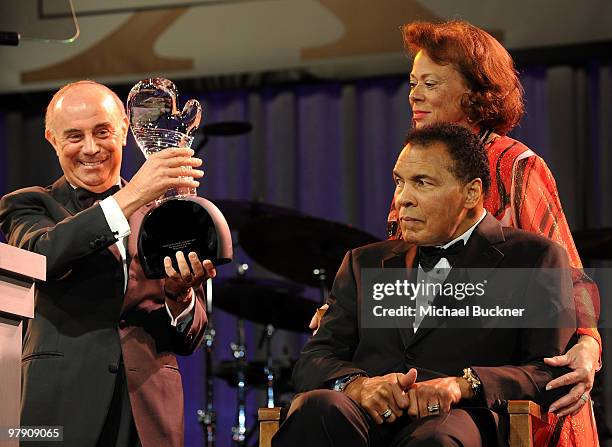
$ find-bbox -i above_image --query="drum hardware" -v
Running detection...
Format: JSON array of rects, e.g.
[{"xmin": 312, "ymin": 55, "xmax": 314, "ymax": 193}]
[
  {"xmin": 231, "ymin": 318, "xmax": 248, "ymax": 445},
  {"xmin": 231, "ymin": 263, "xmax": 249, "ymax": 446},
  {"xmin": 197, "ymin": 278, "xmax": 217, "ymax": 447},
  {"xmin": 313, "ymin": 267, "xmax": 328, "ymax": 304},
  {"xmin": 260, "ymin": 324, "xmax": 276, "ymax": 408},
  {"xmin": 212, "ymin": 360, "xmax": 294, "ymax": 393}
]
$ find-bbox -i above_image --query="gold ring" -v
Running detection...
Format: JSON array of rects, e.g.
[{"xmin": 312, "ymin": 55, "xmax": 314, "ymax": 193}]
[
  {"xmin": 381, "ymin": 408, "xmax": 393, "ymax": 420},
  {"xmin": 580, "ymin": 394, "xmax": 588, "ymax": 403}
]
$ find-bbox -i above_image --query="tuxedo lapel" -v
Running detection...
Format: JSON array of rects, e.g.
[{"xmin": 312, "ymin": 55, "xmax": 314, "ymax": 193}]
[
  {"xmin": 381, "ymin": 241, "xmax": 415, "ymax": 269},
  {"xmin": 381, "ymin": 242, "xmax": 418, "ymax": 351},
  {"xmin": 404, "ymin": 213, "xmax": 506, "ymax": 349},
  {"xmin": 50, "ymin": 176, "xmax": 126, "ymax": 265},
  {"xmin": 454, "ymin": 213, "xmax": 505, "ymax": 271},
  {"xmin": 50, "ymin": 177, "xmax": 79, "ymax": 215}
]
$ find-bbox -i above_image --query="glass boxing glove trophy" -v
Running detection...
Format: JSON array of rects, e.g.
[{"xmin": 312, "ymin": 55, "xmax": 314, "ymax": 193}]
[{"xmin": 127, "ymin": 78, "xmax": 232, "ymax": 278}]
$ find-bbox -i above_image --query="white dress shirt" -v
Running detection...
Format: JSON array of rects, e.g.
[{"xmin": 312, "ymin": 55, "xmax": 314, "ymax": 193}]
[{"xmin": 413, "ymin": 210, "xmax": 487, "ymax": 332}]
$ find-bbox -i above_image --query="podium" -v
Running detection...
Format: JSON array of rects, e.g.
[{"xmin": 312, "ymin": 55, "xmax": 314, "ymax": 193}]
[{"xmin": 0, "ymin": 243, "xmax": 45, "ymax": 445}]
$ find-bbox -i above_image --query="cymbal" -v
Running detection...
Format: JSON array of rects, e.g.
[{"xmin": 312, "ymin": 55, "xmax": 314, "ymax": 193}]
[
  {"xmin": 214, "ymin": 277, "xmax": 318, "ymax": 332},
  {"xmin": 214, "ymin": 199, "xmax": 302, "ymax": 232},
  {"xmin": 239, "ymin": 215, "xmax": 379, "ymax": 288},
  {"xmin": 213, "ymin": 360, "xmax": 294, "ymax": 393},
  {"xmin": 572, "ymin": 228, "xmax": 612, "ymax": 259}
]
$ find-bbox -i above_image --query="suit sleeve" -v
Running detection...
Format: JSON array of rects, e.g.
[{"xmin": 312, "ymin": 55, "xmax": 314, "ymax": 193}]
[
  {"xmin": 167, "ymin": 284, "xmax": 208, "ymax": 355},
  {"xmin": 471, "ymin": 241, "xmax": 576, "ymax": 411},
  {"xmin": 292, "ymin": 250, "xmax": 367, "ymax": 392},
  {"xmin": 0, "ymin": 189, "xmax": 118, "ymax": 279}
]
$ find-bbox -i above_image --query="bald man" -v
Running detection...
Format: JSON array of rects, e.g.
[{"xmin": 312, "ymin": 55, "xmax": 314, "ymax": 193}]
[{"xmin": 0, "ymin": 81, "xmax": 215, "ymax": 447}]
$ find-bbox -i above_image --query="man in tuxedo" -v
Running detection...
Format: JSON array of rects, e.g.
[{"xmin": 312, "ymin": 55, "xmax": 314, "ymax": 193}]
[
  {"xmin": 0, "ymin": 81, "xmax": 214, "ymax": 446},
  {"xmin": 273, "ymin": 123, "xmax": 575, "ymax": 446}
]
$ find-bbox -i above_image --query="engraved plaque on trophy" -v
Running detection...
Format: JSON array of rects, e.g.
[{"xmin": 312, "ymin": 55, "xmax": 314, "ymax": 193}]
[{"xmin": 127, "ymin": 78, "xmax": 232, "ymax": 279}]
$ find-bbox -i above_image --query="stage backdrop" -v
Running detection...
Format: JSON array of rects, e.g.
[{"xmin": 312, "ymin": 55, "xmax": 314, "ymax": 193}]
[{"xmin": 0, "ymin": 63, "xmax": 611, "ymax": 445}]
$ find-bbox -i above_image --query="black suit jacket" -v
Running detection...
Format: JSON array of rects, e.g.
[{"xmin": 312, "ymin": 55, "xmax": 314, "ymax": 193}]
[
  {"xmin": 0, "ymin": 177, "xmax": 208, "ymax": 447},
  {"xmin": 293, "ymin": 213, "xmax": 575, "ymax": 418}
]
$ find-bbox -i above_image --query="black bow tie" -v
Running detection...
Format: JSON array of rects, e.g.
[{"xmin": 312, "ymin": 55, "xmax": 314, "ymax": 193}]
[
  {"xmin": 418, "ymin": 239, "xmax": 465, "ymax": 272},
  {"xmin": 73, "ymin": 185, "xmax": 120, "ymax": 211}
]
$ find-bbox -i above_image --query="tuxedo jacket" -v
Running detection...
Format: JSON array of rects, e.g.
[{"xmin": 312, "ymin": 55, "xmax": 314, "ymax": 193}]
[
  {"xmin": 0, "ymin": 177, "xmax": 208, "ymax": 447},
  {"xmin": 293, "ymin": 213, "xmax": 575, "ymax": 417}
]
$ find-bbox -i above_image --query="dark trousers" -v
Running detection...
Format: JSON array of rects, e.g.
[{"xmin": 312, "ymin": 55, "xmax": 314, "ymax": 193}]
[
  {"xmin": 272, "ymin": 390, "xmax": 495, "ymax": 447},
  {"xmin": 96, "ymin": 359, "xmax": 141, "ymax": 447}
]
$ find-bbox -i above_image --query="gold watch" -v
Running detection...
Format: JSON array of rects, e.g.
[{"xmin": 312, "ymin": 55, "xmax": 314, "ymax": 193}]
[{"xmin": 462, "ymin": 367, "xmax": 482, "ymax": 397}]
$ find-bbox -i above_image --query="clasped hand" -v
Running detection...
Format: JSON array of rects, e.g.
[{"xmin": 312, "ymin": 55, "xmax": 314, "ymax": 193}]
[
  {"xmin": 344, "ymin": 371, "xmax": 414, "ymax": 424},
  {"xmin": 344, "ymin": 369, "xmax": 468, "ymax": 424}
]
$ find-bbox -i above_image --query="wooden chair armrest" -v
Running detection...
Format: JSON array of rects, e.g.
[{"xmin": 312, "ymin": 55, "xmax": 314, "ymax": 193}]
[
  {"xmin": 508, "ymin": 400, "xmax": 547, "ymax": 423},
  {"xmin": 259, "ymin": 407, "xmax": 283, "ymax": 447},
  {"xmin": 507, "ymin": 400, "xmax": 548, "ymax": 447}
]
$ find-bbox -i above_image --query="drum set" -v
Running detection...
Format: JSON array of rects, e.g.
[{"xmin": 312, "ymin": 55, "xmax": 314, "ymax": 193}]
[{"xmin": 194, "ymin": 198, "xmax": 379, "ymax": 446}]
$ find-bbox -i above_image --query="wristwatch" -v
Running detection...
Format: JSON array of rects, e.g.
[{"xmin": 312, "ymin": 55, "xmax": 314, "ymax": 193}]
[
  {"xmin": 332, "ymin": 374, "xmax": 364, "ymax": 392},
  {"xmin": 462, "ymin": 367, "xmax": 482, "ymax": 397}
]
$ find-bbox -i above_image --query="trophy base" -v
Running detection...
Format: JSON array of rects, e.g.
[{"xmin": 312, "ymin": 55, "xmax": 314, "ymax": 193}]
[{"xmin": 138, "ymin": 197, "xmax": 233, "ymax": 279}]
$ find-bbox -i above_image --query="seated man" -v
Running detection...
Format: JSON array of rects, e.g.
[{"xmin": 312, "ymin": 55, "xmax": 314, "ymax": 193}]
[{"xmin": 272, "ymin": 123, "xmax": 575, "ymax": 447}]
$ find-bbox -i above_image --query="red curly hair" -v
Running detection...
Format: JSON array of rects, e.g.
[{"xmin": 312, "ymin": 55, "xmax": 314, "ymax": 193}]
[{"xmin": 402, "ymin": 20, "xmax": 524, "ymax": 135}]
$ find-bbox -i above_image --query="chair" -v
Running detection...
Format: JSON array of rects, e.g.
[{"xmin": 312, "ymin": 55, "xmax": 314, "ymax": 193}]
[
  {"xmin": 508, "ymin": 400, "xmax": 549, "ymax": 447},
  {"xmin": 258, "ymin": 400, "xmax": 547, "ymax": 447},
  {"xmin": 258, "ymin": 407, "xmax": 283, "ymax": 447}
]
